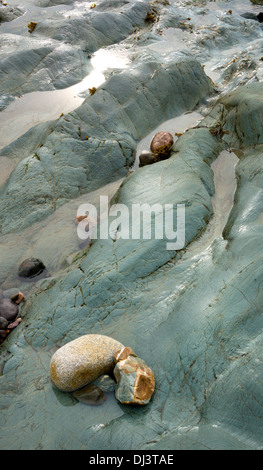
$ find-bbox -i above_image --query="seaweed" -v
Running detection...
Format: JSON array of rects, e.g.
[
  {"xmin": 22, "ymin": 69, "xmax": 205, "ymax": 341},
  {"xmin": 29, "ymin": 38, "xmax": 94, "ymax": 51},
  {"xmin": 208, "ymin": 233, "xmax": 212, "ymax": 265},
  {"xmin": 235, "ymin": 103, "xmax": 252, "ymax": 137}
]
[
  {"xmin": 145, "ymin": 8, "xmax": 158, "ymax": 23},
  {"xmin": 88, "ymin": 87, "xmax": 97, "ymax": 95},
  {"xmin": 28, "ymin": 22, "xmax": 38, "ymax": 34}
]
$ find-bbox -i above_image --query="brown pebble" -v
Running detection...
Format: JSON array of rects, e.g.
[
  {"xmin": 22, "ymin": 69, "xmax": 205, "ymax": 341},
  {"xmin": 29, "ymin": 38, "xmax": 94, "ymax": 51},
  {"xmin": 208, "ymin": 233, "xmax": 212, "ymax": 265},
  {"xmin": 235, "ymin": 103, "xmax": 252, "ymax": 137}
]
[
  {"xmin": 8, "ymin": 318, "xmax": 22, "ymax": 330},
  {"xmin": 10, "ymin": 292, "xmax": 25, "ymax": 305},
  {"xmin": 73, "ymin": 384, "xmax": 106, "ymax": 406},
  {"xmin": 150, "ymin": 131, "xmax": 174, "ymax": 156}
]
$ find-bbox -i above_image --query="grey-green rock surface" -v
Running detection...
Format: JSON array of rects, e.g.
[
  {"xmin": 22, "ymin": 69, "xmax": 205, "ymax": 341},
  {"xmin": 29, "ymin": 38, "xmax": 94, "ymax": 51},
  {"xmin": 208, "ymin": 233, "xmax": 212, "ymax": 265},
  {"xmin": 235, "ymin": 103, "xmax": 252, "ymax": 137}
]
[
  {"xmin": 1, "ymin": 0, "xmax": 263, "ymax": 451},
  {"xmin": 0, "ymin": 51, "xmax": 212, "ymax": 234},
  {"xmin": 0, "ymin": 5, "xmax": 24, "ymax": 23}
]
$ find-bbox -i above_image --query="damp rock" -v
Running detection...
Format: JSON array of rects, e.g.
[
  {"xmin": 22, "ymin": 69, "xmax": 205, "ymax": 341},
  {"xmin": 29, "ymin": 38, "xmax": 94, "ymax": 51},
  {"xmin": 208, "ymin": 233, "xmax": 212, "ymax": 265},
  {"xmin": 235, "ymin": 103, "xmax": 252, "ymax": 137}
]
[
  {"xmin": 18, "ymin": 258, "xmax": 46, "ymax": 278},
  {"xmin": 150, "ymin": 131, "xmax": 174, "ymax": 158},
  {"xmin": 50, "ymin": 334, "xmax": 124, "ymax": 392},
  {"xmin": 113, "ymin": 347, "xmax": 155, "ymax": 405},
  {"xmin": 139, "ymin": 151, "xmax": 156, "ymax": 167},
  {"xmin": 73, "ymin": 384, "xmax": 106, "ymax": 406},
  {"xmin": 0, "ymin": 298, "xmax": 18, "ymax": 322}
]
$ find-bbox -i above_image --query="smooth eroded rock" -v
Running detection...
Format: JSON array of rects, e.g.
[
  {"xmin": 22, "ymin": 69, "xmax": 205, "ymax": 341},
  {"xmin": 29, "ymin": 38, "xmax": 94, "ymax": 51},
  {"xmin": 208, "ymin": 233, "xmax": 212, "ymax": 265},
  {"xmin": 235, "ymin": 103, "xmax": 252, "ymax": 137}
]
[
  {"xmin": 0, "ymin": 298, "xmax": 18, "ymax": 322},
  {"xmin": 18, "ymin": 258, "xmax": 46, "ymax": 278},
  {"xmin": 114, "ymin": 348, "xmax": 155, "ymax": 405},
  {"xmin": 50, "ymin": 334, "xmax": 124, "ymax": 392}
]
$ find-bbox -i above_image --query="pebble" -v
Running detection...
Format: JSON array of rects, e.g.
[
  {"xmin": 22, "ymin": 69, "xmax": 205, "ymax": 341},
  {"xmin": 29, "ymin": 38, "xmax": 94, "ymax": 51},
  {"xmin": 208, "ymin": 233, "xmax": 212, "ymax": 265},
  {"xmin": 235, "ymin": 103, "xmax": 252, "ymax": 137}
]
[
  {"xmin": 0, "ymin": 298, "xmax": 18, "ymax": 322},
  {"xmin": 10, "ymin": 292, "xmax": 25, "ymax": 305},
  {"xmin": 50, "ymin": 334, "xmax": 124, "ymax": 392},
  {"xmin": 139, "ymin": 150, "xmax": 156, "ymax": 167},
  {"xmin": 8, "ymin": 318, "xmax": 22, "ymax": 330},
  {"xmin": 73, "ymin": 384, "xmax": 106, "ymax": 406},
  {"xmin": 18, "ymin": 258, "xmax": 46, "ymax": 278},
  {"xmin": 150, "ymin": 131, "xmax": 174, "ymax": 157},
  {"xmin": 0, "ymin": 330, "xmax": 9, "ymax": 341},
  {"xmin": 113, "ymin": 347, "xmax": 155, "ymax": 405},
  {"xmin": 92, "ymin": 374, "xmax": 117, "ymax": 393},
  {"xmin": 0, "ymin": 317, "xmax": 8, "ymax": 330}
]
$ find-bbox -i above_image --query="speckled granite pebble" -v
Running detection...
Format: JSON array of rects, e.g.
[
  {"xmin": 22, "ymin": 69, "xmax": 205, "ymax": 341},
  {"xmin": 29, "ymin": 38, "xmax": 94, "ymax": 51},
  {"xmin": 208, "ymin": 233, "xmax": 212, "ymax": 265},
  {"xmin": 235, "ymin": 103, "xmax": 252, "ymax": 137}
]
[{"xmin": 50, "ymin": 334, "xmax": 124, "ymax": 392}]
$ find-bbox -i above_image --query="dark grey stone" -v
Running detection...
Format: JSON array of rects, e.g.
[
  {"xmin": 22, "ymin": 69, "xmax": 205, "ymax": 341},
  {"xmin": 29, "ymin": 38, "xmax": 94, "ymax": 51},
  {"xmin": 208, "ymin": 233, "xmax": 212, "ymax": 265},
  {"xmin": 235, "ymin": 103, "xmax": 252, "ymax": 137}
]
[
  {"xmin": 18, "ymin": 258, "xmax": 46, "ymax": 278},
  {"xmin": 0, "ymin": 299, "xmax": 18, "ymax": 322}
]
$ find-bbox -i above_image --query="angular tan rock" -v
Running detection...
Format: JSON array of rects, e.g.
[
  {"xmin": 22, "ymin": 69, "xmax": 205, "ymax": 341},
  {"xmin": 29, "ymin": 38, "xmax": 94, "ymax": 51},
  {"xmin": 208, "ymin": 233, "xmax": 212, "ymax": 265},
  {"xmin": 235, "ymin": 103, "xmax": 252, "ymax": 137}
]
[
  {"xmin": 50, "ymin": 334, "xmax": 124, "ymax": 392},
  {"xmin": 114, "ymin": 350, "xmax": 155, "ymax": 405},
  {"xmin": 10, "ymin": 292, "xmax": 25, "ymax": 305},
  {"xmin": 114, "ymin": 346, "xmax": 137, "ymax": 362}
]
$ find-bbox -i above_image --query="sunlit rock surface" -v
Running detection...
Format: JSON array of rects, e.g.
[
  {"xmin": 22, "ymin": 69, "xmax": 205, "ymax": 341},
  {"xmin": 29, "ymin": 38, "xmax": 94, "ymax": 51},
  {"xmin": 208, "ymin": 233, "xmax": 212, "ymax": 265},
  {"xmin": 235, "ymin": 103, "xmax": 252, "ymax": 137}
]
[{"xmin": 1, "ymin": 0, "xmax": 263, "ymax": 451}]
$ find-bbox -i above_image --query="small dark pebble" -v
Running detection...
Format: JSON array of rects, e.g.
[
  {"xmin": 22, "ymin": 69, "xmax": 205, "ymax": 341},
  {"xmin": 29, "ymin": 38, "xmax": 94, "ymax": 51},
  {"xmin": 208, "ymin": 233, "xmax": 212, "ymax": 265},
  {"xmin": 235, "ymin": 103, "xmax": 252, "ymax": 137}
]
[
  {"xmin": 0, "ymin": 298, "xmax": 18, "ymax": 322},
  {"xmin": 73, "ymin": 384, "xmax": 106, "ymax": 406},
  {"xmin": 0, "ymin": 329, "xmax": 9, "ymax": 341},
  {"xmin": 139, "ymin": 150, "xmax": 156, "ymax": 167},
  {"xmin": 0, "ymin": 316, "xmax": 8, "ymax": 330},
  {"xmin": 18, "ymin": 258, "xmax": 46, "ymax": 278}
]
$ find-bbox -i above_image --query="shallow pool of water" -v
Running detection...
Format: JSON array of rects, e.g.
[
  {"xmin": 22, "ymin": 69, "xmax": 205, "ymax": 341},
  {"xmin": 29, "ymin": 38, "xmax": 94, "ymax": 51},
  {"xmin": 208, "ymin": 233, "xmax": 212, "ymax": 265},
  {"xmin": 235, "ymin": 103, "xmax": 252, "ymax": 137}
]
[
  {"xmin": 0, "ymin": 47, "xmax": 130, "ymax": 150},
  {"xmin": 183, "ymin": 149, "xmax": 238, "ymax": 259},
  {"xmin": 0, "ymin": 177, "xmax": 124, "ymax": 295}
]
